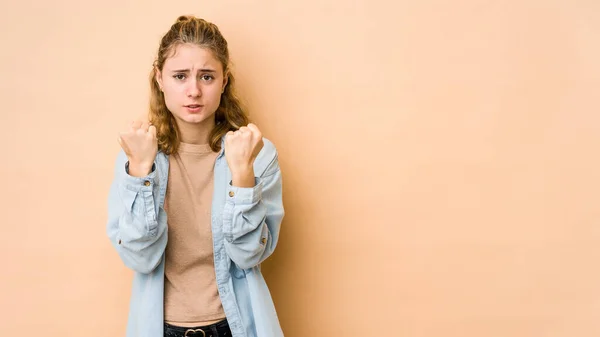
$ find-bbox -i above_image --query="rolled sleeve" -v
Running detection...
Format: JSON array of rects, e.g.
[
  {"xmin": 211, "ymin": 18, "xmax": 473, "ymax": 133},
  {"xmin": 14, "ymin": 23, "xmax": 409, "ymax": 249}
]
[
  {"xmin": 119, "ymin": 162, "xmax": 158, "ymax": 210},
  {"xmin": 226, "ymin": 178, "xmax": 263, "ymax": 205},
  {"xmin": 222, "ymin": 178, "xmax": 266, "ymax": 243}
]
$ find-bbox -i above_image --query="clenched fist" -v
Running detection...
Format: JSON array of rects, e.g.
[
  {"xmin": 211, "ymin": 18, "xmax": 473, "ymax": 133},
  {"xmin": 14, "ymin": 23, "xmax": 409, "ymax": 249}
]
[
  {"xmin": 225, "ymin": 123, "xmax": 264, "ymax": 187},
  {"xmin": 118, "ymin": 120, "xmax": 158, "ymax": 177}
]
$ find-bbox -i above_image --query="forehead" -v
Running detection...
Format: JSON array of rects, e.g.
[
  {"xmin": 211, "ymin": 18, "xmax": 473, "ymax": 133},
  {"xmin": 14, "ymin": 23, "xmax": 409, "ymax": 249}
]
[{"xmin": 163, "ymin": 43, "xmax": 222, "ymax": 71}]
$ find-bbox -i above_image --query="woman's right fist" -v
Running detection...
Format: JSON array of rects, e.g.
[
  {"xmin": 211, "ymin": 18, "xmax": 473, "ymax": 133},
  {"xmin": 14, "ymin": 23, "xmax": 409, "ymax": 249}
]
[{"xmin": 118, "ymin": 120, "xmax": 158, "ymax": 177}]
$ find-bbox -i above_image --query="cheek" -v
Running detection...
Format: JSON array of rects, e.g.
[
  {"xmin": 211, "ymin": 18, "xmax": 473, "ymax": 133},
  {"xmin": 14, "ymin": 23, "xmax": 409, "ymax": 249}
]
[
  {"xmin": 163, "ymin": 86, "xmax": 182, "ymax": 105},
  {"xmin": 206, "ymin": 88, "xmax": 223, "ymax": 105},
  {"xmin": 162, "ymin": 95, "xmax": 180, "ymax": 114}
]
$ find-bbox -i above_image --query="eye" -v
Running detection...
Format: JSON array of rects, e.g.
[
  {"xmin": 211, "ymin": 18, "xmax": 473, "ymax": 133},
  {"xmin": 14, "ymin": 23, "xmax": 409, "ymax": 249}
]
[
  {"xmin": 173, "ymin": 74, "xmax": 186, "ymax": 80},
  {"xmin": 200, "ymin": 74, "xmax": 214, "ymax": 81}
]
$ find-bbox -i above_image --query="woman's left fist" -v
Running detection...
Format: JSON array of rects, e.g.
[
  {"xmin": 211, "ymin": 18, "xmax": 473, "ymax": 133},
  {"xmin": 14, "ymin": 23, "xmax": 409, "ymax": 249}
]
[{"xmin": 224, "ymin": 123, "xmax": 264, "ymax": 174}]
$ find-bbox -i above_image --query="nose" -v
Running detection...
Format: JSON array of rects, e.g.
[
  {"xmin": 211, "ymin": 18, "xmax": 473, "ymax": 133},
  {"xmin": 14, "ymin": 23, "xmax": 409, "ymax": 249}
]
[{"xmin": 186, "ymin": 78, "xmax": 201, "ymax": 98}]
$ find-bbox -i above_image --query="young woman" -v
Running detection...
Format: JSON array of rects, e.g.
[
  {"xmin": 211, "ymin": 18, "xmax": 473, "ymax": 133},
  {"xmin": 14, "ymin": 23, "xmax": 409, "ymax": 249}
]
[{"xmin": 107, "ymin": 15, "xmax": 285, "ymax": 337}]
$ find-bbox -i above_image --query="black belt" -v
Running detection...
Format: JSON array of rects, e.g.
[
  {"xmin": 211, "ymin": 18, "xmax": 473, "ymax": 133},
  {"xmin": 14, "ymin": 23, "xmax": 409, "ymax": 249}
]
[{"xmin": 164, "ymin": 319, "xmax": 231, "ymax": 337}]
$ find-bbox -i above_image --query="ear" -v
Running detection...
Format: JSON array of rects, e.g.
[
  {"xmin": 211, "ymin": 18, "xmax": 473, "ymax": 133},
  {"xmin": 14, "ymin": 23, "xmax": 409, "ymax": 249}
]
[
  {"xmin": 222, "ymin": 71, "xmax": 229, "ymax": 93},
  {"xmin": 155, "ymin": 67, "xmax": 164, "ymax": 91}
]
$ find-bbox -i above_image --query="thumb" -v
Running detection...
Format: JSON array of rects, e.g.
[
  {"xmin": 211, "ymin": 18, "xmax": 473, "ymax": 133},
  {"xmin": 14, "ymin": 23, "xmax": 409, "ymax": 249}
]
[
  {"xmin": 148, "ymin": 125, "xmax": 157, "ymax": 138},
  {"xmin": 117, "ymin": 133, "xmax": 130, "ymax": 154}
]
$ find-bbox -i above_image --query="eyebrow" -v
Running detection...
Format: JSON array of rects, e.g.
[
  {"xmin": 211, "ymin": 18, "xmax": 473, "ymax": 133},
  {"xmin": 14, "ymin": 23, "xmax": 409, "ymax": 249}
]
[{"xmin": 171, "ymin": 68, "xmax": 216, "ymax": 73}]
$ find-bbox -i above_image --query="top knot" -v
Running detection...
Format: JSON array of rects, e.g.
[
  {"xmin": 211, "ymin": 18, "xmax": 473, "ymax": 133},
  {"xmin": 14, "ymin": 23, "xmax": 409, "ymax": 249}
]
[{"xmin": 176, "ymin": 15, "xmax": 194, "ymax": 24}]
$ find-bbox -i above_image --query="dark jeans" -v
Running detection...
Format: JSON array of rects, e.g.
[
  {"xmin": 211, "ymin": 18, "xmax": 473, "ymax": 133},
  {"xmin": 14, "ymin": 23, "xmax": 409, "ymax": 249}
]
[{"xmin": 164, "ymin": 319, "xmax": 232, "ymax": 337}]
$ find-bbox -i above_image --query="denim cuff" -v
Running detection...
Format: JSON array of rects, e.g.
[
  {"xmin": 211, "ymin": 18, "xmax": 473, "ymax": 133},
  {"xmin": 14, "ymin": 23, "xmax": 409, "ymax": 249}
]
[
  {"xmin": 226, "ymin": 178, "xmax": 263, "ymax": 205},
  {"xmin": 123, "ymin": 162, "xmax": 158, "ymax": 192}
]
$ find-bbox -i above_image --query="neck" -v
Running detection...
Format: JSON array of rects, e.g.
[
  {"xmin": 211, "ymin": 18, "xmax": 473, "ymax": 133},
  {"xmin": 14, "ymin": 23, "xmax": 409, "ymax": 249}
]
[{"xmin": 175, "ymin": 117, "xmax": 215, "ymax": 145}]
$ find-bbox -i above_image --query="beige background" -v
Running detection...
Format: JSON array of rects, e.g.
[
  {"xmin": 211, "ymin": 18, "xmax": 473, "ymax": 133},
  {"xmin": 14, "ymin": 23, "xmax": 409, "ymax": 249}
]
[{"xmin": 1, "ymin": 0, "xmax": 599, "ymax": 336}]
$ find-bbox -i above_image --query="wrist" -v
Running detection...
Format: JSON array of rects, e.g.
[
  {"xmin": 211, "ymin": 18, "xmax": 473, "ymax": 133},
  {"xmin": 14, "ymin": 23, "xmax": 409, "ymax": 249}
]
[
  {"xmin": 127, "ymin": 161, "xmax": 153, "ymax": 177},
  {"xmin": 231, "ymin": 166, "xmax": 255, "ymax": 188}
]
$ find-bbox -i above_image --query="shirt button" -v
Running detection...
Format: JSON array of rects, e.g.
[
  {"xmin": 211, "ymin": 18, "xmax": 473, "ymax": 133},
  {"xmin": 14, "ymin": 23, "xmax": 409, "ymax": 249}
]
[
  {"xmin": 228, "ymin": 191, "xmax": 235, "ymax": 197},
  {"xmin": 144, "ymin": 180, "xmax": 151, "ymax": 186}
]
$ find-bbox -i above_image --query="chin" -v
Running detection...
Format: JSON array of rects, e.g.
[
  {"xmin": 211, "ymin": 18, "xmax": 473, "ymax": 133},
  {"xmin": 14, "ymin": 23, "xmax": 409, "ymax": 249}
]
[
  {"xmin": 185, "ymin": 116, "xmax": 207, "ymax": 124},
  {"xmin": 178, "ymin": 112, "xmax": 214, "ymax": 125}
]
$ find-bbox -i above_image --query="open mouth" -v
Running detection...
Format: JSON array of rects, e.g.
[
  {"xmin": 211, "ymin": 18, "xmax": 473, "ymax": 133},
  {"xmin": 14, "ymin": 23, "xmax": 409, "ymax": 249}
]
[{"xmin": 185, "ymin": 104, "xmax": 202, "ymax": 108}]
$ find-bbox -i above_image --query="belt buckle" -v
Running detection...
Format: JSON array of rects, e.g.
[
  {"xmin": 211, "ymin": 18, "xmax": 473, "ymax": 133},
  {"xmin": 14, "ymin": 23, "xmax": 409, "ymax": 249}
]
[{"xmin": 184, "ymin": 328, "xmax": 206, "ymax": 337}]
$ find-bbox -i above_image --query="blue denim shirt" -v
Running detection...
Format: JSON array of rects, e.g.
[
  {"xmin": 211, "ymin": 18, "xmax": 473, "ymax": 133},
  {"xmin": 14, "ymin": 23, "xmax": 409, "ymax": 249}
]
[{"xmin": 106, "ymin": 137, "xmax": 284, "ymax": 337}]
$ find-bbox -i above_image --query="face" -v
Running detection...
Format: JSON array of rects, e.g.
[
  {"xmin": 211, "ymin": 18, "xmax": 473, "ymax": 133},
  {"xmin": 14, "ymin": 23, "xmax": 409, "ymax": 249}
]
[{"xmin": 155, "ymin": 43, "xmax": 228, "ymax": 126}]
